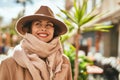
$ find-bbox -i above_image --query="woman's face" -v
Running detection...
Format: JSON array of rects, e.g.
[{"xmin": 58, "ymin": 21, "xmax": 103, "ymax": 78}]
[{"xmin": 31, "ymin": 20, "xmax": 54, "ymax": 42}]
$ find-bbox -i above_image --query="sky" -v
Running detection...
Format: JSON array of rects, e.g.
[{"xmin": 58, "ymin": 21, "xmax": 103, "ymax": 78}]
[{"xmin": 0, "ymin": 0, "xmax": 65, "ymax": 26}]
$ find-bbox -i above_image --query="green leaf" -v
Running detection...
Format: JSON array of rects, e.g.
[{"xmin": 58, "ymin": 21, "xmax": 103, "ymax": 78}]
[
  {"xmin": 83, "ymin": 24, "xmax": 113, "ymax": 32},
  {"xmin": 79, "ymin": 0, "xmax": 88, "ymax": 21},
  {"xmin": 80, "ymin": 14, "xmax": 96, "ymax": 26},
  {"xmin": 59, "ymin": 8, "xmax": 76, "ymax": 23}
]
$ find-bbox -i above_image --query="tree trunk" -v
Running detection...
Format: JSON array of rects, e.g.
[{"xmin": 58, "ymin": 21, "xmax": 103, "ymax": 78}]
[
  {"xmin": 95, "ymin": 31, "xmax": 101, "ymax": 52},
  {"xmin": 74, "ymin": 30, "xmax": 80, "ymax": 80}
]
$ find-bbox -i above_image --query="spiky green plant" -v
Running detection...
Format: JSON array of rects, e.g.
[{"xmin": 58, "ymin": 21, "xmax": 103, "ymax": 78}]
[
  {"xmin": 57, "ymin": 0, "xmax": 113, "ymax": 42},
  {"xmin": 57, "ymin": 0, "xmax": 113, "ymax": 80}
]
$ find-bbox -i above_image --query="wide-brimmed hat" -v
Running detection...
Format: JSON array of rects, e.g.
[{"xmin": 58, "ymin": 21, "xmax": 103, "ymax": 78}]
[{"xmin": 15, "ymin": 5, "xmax": 67, "ymax": 36}]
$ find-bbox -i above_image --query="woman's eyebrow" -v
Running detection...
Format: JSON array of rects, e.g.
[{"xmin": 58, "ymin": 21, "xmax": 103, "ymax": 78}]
[
  {"xmin": 38, "ymin": 20, "xmax": 42, "ymax": 23},
  {"xmin": 47, "ymin": 21, "xmax": 53, "ymax": 24}
]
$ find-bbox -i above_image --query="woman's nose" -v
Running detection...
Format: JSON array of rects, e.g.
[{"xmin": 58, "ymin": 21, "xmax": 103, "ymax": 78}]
[{"xmin": 40, "ymin": 26, "xmax": 46, "ymax": 31}]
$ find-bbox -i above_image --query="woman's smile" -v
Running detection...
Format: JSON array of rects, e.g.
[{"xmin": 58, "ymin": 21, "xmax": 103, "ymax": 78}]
[{"xmin": 37, "ymin": 32, "xmax": 49, "ymax": 38}]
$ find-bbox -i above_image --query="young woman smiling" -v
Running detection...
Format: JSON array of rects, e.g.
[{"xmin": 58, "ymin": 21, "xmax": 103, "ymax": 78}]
[{"xmin": 0, "ymin": 6, "xmax": 72, "ymax": 80}]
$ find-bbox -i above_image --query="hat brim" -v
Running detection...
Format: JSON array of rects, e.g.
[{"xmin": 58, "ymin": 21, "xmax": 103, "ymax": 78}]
[{"xmin": 15, "ymin": 14, "xmax": 67, "ymax": 36}]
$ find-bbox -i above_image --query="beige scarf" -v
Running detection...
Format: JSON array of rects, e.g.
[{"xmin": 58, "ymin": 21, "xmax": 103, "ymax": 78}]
[{"xmin": 13, "ymin": 33, "xmax": 63, "ymax": 80}]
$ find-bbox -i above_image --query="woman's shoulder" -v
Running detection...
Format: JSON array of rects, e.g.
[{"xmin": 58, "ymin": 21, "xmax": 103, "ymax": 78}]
[
  {"xmin": 0, "ymin": 57, "xmax": 17, "ymax": 67},
  {"xmin": 2, "ymin": 57, "xmax": 15, "ymax": 63},
  {"xmin": 62, "ymin": 54, "xmax": 71, "ymax": 64}
]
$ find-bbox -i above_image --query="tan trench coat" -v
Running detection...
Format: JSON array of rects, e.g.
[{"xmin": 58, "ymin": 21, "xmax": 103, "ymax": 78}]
[{"xmin": 0, "ymin": 55, "xmax": 72, "ymax": 80}]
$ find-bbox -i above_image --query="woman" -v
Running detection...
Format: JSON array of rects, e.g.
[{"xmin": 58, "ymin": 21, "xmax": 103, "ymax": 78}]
[{"xmin": 0, "ymin": 6, "xmax": 72, "ymax": 80}]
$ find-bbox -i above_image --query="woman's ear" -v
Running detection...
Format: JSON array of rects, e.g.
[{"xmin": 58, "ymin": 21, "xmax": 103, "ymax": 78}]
[
  {"xmin": 22, "ymin": 21, "xmax": 32, "ymax": 33},
  {"xmin": 54, "ymin": 25, "xmax": 60, "ymax": 37},
  {"xmin": 22, "ymin": 27, "xmax": 29, "ymax": 33}
]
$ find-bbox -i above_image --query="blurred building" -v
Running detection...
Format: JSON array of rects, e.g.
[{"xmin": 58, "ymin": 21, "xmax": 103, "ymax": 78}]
[
  {"xmin": 78, "ymin": 0, "xmax": 120, "ymax": 57},
  {"xmin": 96, "ymin": 0, "xmax": 120, "ymax": 57}
]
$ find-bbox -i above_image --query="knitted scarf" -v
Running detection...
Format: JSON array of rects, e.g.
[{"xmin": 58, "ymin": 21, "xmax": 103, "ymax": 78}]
[{"xmin": 12, "ymin": 33, "xmax": 63, "ymax": 80}]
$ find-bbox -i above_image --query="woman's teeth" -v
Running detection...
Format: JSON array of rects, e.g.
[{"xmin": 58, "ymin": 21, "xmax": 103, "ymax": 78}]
[{"xmin": 39, "ymin": 33, "xmax": 48, "ymax": 37}]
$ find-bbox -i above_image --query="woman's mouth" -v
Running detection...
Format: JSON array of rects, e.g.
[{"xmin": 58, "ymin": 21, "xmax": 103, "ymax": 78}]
[{"xmin": 37, "ymin": 33, "xmax": 48, "ymax": 38}]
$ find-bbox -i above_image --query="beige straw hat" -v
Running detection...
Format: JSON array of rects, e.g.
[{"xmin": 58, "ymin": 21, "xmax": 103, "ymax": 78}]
[{"xmin": 15, "ymin": 5, "xmax": 67, "ymax": 36}]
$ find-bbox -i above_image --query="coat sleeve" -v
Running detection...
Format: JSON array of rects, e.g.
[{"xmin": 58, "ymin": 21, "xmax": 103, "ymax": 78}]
[
  {"xmin": 62, "ymin": 54, "xmax": 73, "ymax": 80},
  {"xmin": 0, "ymin": 60, "xmax": 11, "ymax": 80}
]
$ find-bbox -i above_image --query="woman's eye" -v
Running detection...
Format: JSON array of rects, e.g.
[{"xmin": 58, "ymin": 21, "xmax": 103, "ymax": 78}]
[
  {"xmin": 35, "ymin": 22, "xmax": 41, "ymax": 25},
  {"xmin": 46, "ymin": 23, "xmax": 53, "ymax": 27}
]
